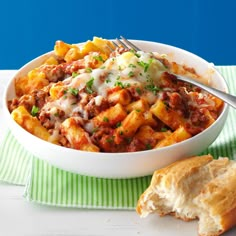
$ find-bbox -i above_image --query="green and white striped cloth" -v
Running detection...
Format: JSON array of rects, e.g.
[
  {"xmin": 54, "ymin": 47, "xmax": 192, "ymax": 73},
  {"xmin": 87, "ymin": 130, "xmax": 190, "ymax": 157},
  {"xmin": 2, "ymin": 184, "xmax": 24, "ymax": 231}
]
[
  {"xmin": 24, "ymin": 158, "xmax": 151, "ymax": 209},
  {"xmin": 0, "ymin": 131, "xmax": 32, "ymax": 185},
  {"xmin": 0, "ymin": 66, "xmax": 236, "ymax": 209}
]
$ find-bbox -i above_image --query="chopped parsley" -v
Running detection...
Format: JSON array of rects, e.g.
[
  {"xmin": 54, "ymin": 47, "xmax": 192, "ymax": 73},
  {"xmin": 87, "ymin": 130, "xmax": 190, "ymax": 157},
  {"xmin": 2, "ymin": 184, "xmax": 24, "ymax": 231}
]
[
  {"xmin": 103, "ymin": 117, "xmax": 109, "ymax": 122},
  {"xmin": 105, "ymin": 78, "xmax": 111, "ymax": 83},
  {"xmin": 128, "ymin": 63, "xmax": 136, "ymax": 68},
  {"xmin": 116, "ymin": 121, "xmax": 122, "ymax": 127},
  {"xmin": 114, "ymin": 81, "xmax": 130, "ymax": 89},
  {"xmin": 161, "ymin": 127, "xmax": 168, "ymax": 132},
  {"xmin": 31, "ymin": 105, "xmax": 39, "ymax": 117},
  {"xmin": 163, "ymin": 101, "xmax": 170, "ymax": 110},
  {"xmin": 130, "ymin": 49, "xmax": 141, "ymax": 58},
  {"xmin": 145, "ymin": 77, "xmax": 161, "ymax": 95},
  {"xmin": 68, "ymin": 88, "xmax": 79, "ymax": 96},
  {"xmin": 138, "ymin": 59, "xmax": 153, "ymax": 72},
  {"xmin": 145, "ymin": 83, "xmax": 160, "ymax": 95},
  {"xmin": 92, "ymin": 127, "xmax": 99, "ymax": 133},
  {"xmin": 106, "ymin": 136, "xmax": 114, "ymax": 143},
  {"xmin": 105, "ymin": 72, "xmax": 113, "ymax": 83},
  {"xmin": 129, "ymin": 49, "xmax": 136, "ymax": 54},
  {"xmin": 114, "ymin": 81, "xmax": 123, "ymax": 88},
  {"xmin": 86, "ymin": 77, "xmax": 94, "ymax": 94},
  {"xmin": 114, "ymin": 76, "xmax": 130, "ymax": 89},
  {"xmin": 85, "ymin": 67, "xmax": 92, "ymax": 73},
  {"xmin": 124, "ymin": 83, "xmax": 131, "ymax": 88},
  {"xmin": 93, "ymin": 55, "xmax": 104, "ymax": 62},
  {"xmin": 135, "ymin": 87, "xmax": 142, "ymax": 95},
  {"xmin": 145, "ymin": 143, "xmax": 152, "ymax": 150},
  {"xmin": 72, "ymin": 71, "xmax": 79, "ymax": 78},
  {"xmin": 138, "ymin": 61, "xmax": 149, "ymax": 72},
  {"xmin": 128, "ymin": 71, "xmax": 135, "ymax": 77},
  {"xmin": 119, "ymin": 130, "xmax": 124, "ymax": 135}
]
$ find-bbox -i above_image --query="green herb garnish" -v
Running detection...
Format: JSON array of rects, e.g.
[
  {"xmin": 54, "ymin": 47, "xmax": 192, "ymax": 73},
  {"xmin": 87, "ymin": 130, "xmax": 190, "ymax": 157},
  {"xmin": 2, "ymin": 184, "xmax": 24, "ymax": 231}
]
[
  {"xmin": 128, "ymin": 71, "xmax": 135, "ymax": 77},
  {"xmin": 105, "ymin": 78, "xmax": 111, "ymax": 83},
  {"xmin": 92, "ymin": 127, "xmax": 99, "ymax": 133},
  {"xmin": 119, "ymin": 131, "xmax": 124, "ymax": 135},
  {"xmin": 160, "ymin": 127, "xmax": 168, "ymax": 132},
  {"xmin": 31, "ymin": 105, "xmax": 39, "ymax": 117},
  {"xmin": 103, "ymin": 117, "xmax": 109, "ymax": 122},
  {"xmin": 145, "ymin": 84, "xmax": 160, "ymax": 95},
  {"xmin": 128, "ymin": 63, "xmax": 136, "ymax": 68},
  {"xmin": 85, "ymin": 67, "xmax": 92, "ymax": 73},
  {"xmin": 68, "ymin": 88, "xmax": 79, "ymax": 96},
  {"xmin": 72, "ymin": 72, "xmax": 79, "ymax": 78},
  {"xmin": 135, "ymin": 87, "xmax": 142, "ymax": 95},
  {"xmin": 130, "ymin": 49, "xmax": 141, "ymax": 58},
  {"xmin": 144, "ymin": 76, "xmax": 161, "ymax": 95},
  {"xmin": 114, "ymin": 81, "xmax": 124, "ymax": 88},
  {"xmin": 106, "ymin": 136, "xmax": 114, "ymax": 143},
  {"xmin": 93, "ymin": 55, "xmax": 104, "ymax": 62},
  {"xmin": 86, "ymin": 77, "xmax": 94, "ymax": 94},
  {"xmin": 114, "ymin": 76, "xmax": 130, "ymax": 89},
  {"xmin": 116, "ymin": 122, "xmax": 122, "ymax": 127},
  {"xmin": 138, "ymin": 61, "xmax": 149, "ymax": 72},
  {"xmin": 138, "ymin": 59, "xmax": 153, "ymax": 72},
  {"xmin": 114, "ymin": 81, "xmax": 130, "ymax": 89},
  {"xmin": 145, "ymin": 143, "xmax": 152, "ymax": 150}
]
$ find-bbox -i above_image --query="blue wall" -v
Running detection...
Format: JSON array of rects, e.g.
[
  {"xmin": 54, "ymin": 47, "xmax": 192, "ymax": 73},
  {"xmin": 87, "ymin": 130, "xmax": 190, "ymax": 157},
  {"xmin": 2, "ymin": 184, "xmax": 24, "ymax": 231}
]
[{"xmin": 1, "ymin": 0, "xmax": 236, "ymax": 69}]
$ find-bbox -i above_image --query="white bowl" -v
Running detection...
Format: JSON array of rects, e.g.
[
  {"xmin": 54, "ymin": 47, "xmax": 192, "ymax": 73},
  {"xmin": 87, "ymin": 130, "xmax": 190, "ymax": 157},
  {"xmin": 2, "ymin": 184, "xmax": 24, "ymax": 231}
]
[{"xmin": 3, "ymin": 40, "xmax": 229, "ymax": 178}]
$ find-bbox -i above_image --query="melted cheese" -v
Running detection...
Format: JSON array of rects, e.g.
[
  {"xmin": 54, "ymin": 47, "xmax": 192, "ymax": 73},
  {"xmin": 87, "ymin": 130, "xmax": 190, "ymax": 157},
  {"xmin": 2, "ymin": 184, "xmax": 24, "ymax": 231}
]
[
  {"xmin": 41, "ymin": 51, "xmax": 168, "ymax": 128},
  {"xmin": 69, "ymin": 51, "xmax": 167, "ymax": 98}
]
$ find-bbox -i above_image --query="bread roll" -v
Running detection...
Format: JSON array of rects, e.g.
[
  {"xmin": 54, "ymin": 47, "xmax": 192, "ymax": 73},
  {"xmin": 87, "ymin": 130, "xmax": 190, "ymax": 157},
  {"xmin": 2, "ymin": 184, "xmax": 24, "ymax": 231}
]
[{"xmin": 136, "ymin": 154, "xmax": 236, "ymax": 236}]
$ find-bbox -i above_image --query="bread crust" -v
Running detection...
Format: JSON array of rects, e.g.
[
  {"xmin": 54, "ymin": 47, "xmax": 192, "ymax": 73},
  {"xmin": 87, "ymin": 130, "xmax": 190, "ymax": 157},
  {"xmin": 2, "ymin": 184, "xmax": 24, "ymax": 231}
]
[
  {"xmin": 196, "ymin": 163, "xmax": 236, "ymax": 235},
  {"xmin": 136, "ymin": 155, "xmax": 236, "ymax": 236},
  {"xmin": 219, "ymin": 207, "xmax": 236, "ymax": 236},
  {"xmin": 136, "ymin": 154, "xmax": 213, "ymax": 216}
]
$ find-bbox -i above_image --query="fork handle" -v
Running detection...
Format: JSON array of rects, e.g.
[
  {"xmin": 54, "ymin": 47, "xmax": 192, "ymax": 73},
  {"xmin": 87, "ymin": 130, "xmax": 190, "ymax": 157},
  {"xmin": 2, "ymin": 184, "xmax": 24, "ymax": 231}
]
[{"xmin": 175, "ymin": 74, "xmax": 236, "ymax": 109}]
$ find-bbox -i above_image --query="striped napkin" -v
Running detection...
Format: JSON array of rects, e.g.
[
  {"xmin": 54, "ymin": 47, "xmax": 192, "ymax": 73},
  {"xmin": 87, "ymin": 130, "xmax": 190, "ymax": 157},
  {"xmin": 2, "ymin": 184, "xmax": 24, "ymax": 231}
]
[
  {"xmin": 0, "ymin": 131, "xmax": 151, "ymax": 209},
  {"xmin": 24, "ymin": 158, "xmax": 151, "ymax": 209},
  {"xmin": 0, "ymin": 66, "xmax": 236, "ymax": 209},
  {"xmin": 0, "ymin": 131, "xmax": 32, "ymax": 185}
]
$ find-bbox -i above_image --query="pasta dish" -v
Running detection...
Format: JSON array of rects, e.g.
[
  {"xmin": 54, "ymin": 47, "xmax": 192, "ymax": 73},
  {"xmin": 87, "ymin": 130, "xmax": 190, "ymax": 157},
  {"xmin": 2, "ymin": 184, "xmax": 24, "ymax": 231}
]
[{"xmin": 8, "ymin": 37, "xmax": 223, "ymax": 152}]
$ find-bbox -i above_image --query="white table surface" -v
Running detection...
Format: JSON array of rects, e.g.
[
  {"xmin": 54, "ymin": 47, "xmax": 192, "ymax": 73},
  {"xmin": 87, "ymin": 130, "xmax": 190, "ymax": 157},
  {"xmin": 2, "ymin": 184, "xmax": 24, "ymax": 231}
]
[{"xmin": 0, "ymin": 70, "xmax": 235, "ymax": 236}]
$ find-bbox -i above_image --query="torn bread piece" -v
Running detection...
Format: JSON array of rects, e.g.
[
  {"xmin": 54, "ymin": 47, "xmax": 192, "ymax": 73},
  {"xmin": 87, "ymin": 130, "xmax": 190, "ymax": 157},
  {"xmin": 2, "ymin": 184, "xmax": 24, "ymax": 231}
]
[{"xmin": 136, "ymin": 154, "xmax": 236, "ymax": 236}]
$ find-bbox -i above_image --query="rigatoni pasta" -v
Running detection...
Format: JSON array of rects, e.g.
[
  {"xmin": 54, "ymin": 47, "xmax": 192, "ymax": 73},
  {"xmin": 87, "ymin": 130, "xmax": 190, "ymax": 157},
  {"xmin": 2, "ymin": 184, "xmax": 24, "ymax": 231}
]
[{"xmin": 8, "ymin": 37, "xmax": 223, "ymax": 153}]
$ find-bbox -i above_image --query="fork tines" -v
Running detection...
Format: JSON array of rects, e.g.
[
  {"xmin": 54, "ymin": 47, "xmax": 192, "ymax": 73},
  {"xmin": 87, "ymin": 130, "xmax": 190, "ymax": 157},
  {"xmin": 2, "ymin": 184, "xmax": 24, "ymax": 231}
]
[{"xmin": 112, "ymin": 36, "xmax": 141, "ymax": 52}]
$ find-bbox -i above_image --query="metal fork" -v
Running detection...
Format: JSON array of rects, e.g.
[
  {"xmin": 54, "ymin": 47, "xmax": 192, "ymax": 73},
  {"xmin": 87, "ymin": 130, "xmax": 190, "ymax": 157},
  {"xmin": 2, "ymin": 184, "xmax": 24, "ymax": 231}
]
[{"xmin": 113, "ymin": 36, "xmax": 236, "ymax": 109}]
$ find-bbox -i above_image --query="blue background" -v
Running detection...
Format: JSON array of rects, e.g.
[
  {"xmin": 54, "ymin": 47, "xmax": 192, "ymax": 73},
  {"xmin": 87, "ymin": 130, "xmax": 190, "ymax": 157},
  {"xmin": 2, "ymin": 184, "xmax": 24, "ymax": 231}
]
[{"xmin": 0, "ymin": 0, "xmax": 236, "ymax": 69}]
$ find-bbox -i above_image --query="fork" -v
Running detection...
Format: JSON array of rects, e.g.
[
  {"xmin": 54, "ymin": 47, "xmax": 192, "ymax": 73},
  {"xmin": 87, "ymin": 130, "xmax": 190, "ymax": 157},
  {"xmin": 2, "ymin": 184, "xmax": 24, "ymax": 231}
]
[{"xmin": 112, "ymin": 36, "xmax": 236, "ymax": 109}]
